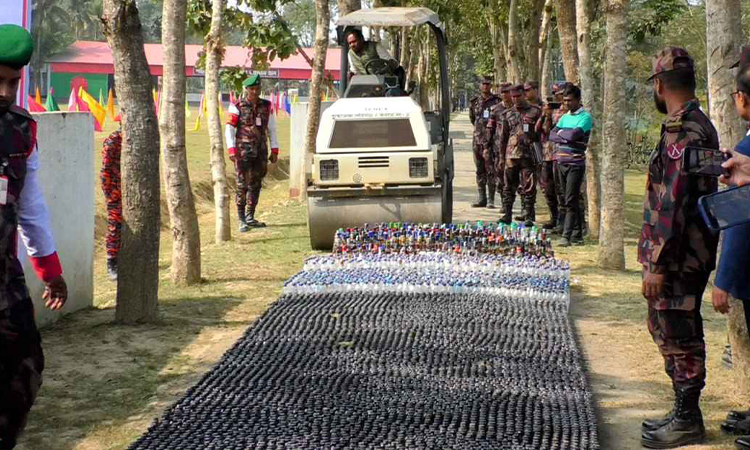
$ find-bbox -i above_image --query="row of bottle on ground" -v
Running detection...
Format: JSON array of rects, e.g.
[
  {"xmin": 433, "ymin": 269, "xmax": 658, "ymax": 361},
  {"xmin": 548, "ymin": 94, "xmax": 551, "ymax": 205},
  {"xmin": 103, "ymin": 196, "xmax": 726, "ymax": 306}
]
[{"xmin": 332, "ymin": 222, "xmax": 554, "ymax": 257}]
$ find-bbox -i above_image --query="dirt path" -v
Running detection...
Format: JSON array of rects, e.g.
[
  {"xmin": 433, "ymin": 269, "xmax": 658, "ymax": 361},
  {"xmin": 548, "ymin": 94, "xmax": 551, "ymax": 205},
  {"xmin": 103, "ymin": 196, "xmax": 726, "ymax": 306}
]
[{"xmin": 450, "ymin": 112, "xmax": 740, "ymax": 450}]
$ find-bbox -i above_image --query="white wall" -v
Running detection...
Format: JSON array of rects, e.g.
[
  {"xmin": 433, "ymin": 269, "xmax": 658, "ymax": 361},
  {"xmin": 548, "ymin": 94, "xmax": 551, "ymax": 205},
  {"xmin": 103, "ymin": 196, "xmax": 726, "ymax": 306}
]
[
  {"xmin": 21, "ymin": 112, "xmax": 95, "ymax": 327},
  {"xmin": 289, "ymin": 101, "xmax": 334, "ymax": 198}
]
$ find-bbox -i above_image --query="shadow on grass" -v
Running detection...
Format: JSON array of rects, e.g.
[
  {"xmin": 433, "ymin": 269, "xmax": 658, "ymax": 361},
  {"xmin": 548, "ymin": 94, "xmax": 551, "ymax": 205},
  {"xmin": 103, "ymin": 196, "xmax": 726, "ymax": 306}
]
[{"xmin": 19, "ymin": 294, "xmax": 252, "ymax": 450}]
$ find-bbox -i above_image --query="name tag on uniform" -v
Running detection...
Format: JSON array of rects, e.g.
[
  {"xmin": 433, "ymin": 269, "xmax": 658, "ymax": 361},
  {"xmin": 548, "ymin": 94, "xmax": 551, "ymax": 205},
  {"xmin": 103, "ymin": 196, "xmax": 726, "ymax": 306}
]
[
  {"xmin": 483, "ymin": 110, "xmax": 489, "ymax": 119},
  {"xmin": 256, "ymin": 117, "xmax": 262, "ymax": 126},
  {"xmin": 523, "ymin": 123, "xmax": 530, "ymax": 133},
  {"xmin": 0, "ymin": 176, "xmax": 9, "ymax": 205}
]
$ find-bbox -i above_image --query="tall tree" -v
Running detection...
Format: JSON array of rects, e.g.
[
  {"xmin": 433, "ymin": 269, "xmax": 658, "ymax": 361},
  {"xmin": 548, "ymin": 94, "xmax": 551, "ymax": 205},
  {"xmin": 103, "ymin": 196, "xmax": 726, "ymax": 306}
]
[
  {"xmin": 576, "ymin": 0, "xmax": 600, "ymax": 240},
  {"xmin": 554, "ymin": 0, "xmax": 579, "ymax": 84},
  {"xmin": 706, "ymin": 0, "xmax": 750, "ymax": 391},
  {"xmin": 160, "ymin": 0, "xmax": 202, "ymax": 284},
  {"xmin": 524, "ymin": 0, "xmax": 546, "ymax": 83},
  {"xmin": 506, "ymin": 0, "xmax": 523, "ymax": 83},
  {"xmin": 538, "ymin": 0, "xmax": 554, "ymax": 91},
  {"xmin": 101, "ymin": 0, "xmax": 161, "ymax": 323},
  {"xmin": 597, "ymin": 0, "xmax": 629, "ymax": 270},
  {"xmin": 301, "ymin": 0, "xmax": 331, "ymax": 200},
  {"xmin": 337, "ymin": 0, "xmax": 360, "ymax": 15},
  {"xmin": 206, "ymin": 0, "xmax": 232, "ymax": 242}
]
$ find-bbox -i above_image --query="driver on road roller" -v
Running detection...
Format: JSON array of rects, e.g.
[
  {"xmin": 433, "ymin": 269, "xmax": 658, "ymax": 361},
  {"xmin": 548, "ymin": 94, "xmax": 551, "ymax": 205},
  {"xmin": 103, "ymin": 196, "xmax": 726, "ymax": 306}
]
[{"xmin": 345, "ymin": 28, "xmax": 406, "ymax": 93}]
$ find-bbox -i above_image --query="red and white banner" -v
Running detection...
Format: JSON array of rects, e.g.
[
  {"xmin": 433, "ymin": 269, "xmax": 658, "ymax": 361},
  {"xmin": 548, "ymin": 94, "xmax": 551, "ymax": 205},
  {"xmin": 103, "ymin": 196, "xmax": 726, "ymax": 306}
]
[{"xmin": 0, "ymin": 0, "xmax": 32, "ymax": 109}]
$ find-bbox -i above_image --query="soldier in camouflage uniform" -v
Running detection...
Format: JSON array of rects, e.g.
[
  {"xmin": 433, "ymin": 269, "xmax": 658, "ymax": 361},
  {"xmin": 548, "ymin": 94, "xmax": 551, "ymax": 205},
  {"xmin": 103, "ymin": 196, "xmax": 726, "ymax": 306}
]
[
  {"xmin": 487, "ymin": 83, "xmax": 513, "ymax": 212},
  {"xmin": 101, "ymin": 115, "xmax": 122, "ymax": 280},
  {"xmin": 0, "ymin": 24, "xmax": 68, "ymax": 450},
  {"xmin": 538, "ymin": 82, "xmax": 567, "ymax": 231},
  {"xmin": 226, "ymin": 74, "xmax": 279, "ymax": 233},
  {"xmin": 497, "ymin": 84, "xmax": 542, "ymax": 226},
  {"xmin": 469, "ymin": 78, "xmax": 501, "ymax": 208},
  {"xmin": 638, "ymin": 48, "xmax": 719, "ymax": 449}
]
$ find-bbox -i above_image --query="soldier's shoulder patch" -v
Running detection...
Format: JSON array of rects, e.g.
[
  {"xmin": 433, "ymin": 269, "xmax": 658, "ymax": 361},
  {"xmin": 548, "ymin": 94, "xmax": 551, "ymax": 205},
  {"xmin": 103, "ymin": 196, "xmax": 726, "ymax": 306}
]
[
  {"xmin": 664, "ymin": 120, "xmax": 683, "ymax": 133},
  {"xmin": 666, "ymin": 142, "xmax": 685, "ymax": 160}
]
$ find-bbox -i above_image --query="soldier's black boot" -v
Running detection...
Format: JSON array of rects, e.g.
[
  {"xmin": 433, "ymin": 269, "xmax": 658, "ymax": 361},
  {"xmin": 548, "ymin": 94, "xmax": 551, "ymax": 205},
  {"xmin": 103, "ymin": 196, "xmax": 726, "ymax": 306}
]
[
  {"xmin": 246, "ymin": 190, "xmax": 266, "ymax": 228},
  {"xmin": 238, "ymin": 205, "xmax": 250, "ymax": 233},
  {"xmin": 641, "ymin": 392, "xmax": 705, "ymax": 449},
  {"xmin": 726, "ymin": 406, "xmax": 750, "ymax": 424},
  {"xmin": 486, "ymin": 183, "xmax": 496, "ymax": 209},
  {"xmin": 499, "ymin": 195, "xmax": 513, "ymax": 224},
  {"xmin": 724, "ymin": 418, "xmax": 750, "ymax": 436},
  {"xmin": 543, "ymin": 204, "xmax": 558, "ymax": 230},
  {"xmin": 245, "ymin": 208, "xmax": 266, "ymax": 228},
  {"xmin": 515, "ymin": 195, "xmax": 526, "ymax": 221},
  {"xmin": 106, "ymin": 258, "xmax": 118, "ymax": 281},
  {"xmin": 471, "ymin": 184, "xmax": 487, "ymax": 208},
  {"xmin": 736, "ymin": 435, "xmax": 750, "ymax": 449},
  {"xmin": 642, "ymin": 397, "xmax": 676, "ymax": 432},
  {"xmin": 524, "ymin": 203, "xmax": 535, "ymax": 227}
]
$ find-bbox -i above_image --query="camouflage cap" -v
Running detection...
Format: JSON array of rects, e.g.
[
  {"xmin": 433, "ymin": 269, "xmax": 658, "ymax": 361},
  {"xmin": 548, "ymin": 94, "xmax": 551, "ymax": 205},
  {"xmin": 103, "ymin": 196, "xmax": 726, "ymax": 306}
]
[
  {"xmin": 524, "ymin": 81, "xmax": 539, "ymax": 91},
  {"xmin": 499, "ymin": 82, "xmax": 513, "ymax": 93},
  {"xmin": 731, "ymin": 45, "xmax": 750, "ymax": 70},
  {"xmin": 648, "ymin": 46, "xmax": 694, "ymax": 80},
  {"xmin": 510, "ymin": 84, "xmax": 525, "ymax": 93},
  {"xmin": 551, "ymin": 82, "xmax": 568, "ymax": 94},
  {"xmin": 0, "ymin": 24, "xmax": 34, "ymax": 70},
  {"xmin": 480, "ymin": 76, "xmax": 493, "ymax": 85}
]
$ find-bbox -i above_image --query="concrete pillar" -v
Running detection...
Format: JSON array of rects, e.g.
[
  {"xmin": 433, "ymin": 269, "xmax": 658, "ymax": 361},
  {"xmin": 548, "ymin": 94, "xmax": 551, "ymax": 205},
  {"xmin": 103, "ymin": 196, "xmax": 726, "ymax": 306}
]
[
  {"xmin": 289, "ymin": 101, "xmax": 334, "ymax": 198},
  {"xmin": 22, "ymin": 112, "xmax": 95, "ymax": 327}
]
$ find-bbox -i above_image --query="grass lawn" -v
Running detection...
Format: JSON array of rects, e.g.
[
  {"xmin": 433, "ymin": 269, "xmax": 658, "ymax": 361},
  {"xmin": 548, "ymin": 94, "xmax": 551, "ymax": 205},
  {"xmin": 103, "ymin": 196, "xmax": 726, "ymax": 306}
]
[
  {"xmin": 13, "ymin": 111, "xmax": 749, "ymax": 450},
  {"xmin": 18, "ymin": 109, "xmax": 318, "ymax": 450}
]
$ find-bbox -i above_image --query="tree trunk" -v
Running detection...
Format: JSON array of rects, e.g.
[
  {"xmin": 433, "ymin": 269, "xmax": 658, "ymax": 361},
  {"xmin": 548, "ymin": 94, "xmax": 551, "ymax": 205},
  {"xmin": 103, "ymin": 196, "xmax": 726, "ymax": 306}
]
[
  {"xmin": 206, "ymin": 0, "xmax": 231, "ymax": 242},
  {"xmin": 525, "ymin": 0, "xmax": 546, "ymax": 83},
  {"xmin": 489, "ymin": 20, "xmax": 507, "ymax": 83},
  {"xmin": 506, "ymin": 0, "xmax": 523, "ymax": 84},
  {"xmin": 554, "ymin": 0, "xmax": 579, "ymax": 84},
  {"xmin": 101, "ymin": 0, "xmax": 161, "ymax": 323},
  {"xmin": 538, "ymin": 0, "xmax": 554, "ymax": 87},
  {"xmin": 160, "ymin": 0, "xmax": 201, "ymax": 285},
  {"xmin": 577, "ymin": 0, "xmax": 600, "ymax": 240},
  {"xmin": 597, "ymin": 0, "xmax": 629, "ymax": 270},
  {"xmin": 540, "ymin": 35, "xmax": 553, "ymax": 99},
  {"xmin": 337, "ymin": 0, "xmax": 360, "ymax": 16},
  {"xmin": 301, "ymin": 0, "xmax": 330, "ymax": 201},
  {"xmin": 400, "ymin": 28, "xmax": 411, "ymax": 73},
  {"xmin": 706, "ymin": 0, "xmax": 749, "ymax": 392},
  {"xmin": 707, "ymin": 0, "xmax": 746, "ymax": 148},
  {"xmin": 729, "ymin": 298, "xmax": 750, "ymax": 398}
]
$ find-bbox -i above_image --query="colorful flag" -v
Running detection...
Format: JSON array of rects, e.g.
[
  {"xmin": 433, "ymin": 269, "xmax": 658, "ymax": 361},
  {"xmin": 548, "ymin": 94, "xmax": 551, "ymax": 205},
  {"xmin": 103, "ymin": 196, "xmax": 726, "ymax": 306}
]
[
  {"xmin": 27, "ymin": 95, "xmax": 46, "ymax": 113},
  {"xmin": 106, "ymin": 88, "xmax": 116, "ymax": 120},
  {"xmin": 67, "ymin": 88, "xmax": 77, "ymax": 111},
  {"xmin": 76, "ymin": 87, "xmax": 91, "ymax": 113},
  {"xmin": 79, "ymin": 87, "xmax": 106, "ymax": 131},
  {"xmin": 284, "ymin": 92, "xmax": 291, "ymax": 115},
  {"xmin": 192, "ymin": 92, "xmax": 205, "ymax": 131},
  {"xmin": 98, "ymin": 88, "xmax": 104, "ymax": 107},
  {"xmin": 34, "ymin": 87, "xmax": 41, "ymax": 105},
  {"xmin": 44, "ymin": 89, "xmax": 59, "ymax": 112}
]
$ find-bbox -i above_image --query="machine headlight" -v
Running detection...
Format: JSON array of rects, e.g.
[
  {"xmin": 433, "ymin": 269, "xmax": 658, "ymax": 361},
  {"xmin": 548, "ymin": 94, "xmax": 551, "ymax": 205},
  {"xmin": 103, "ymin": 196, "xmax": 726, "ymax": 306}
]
[
  {"xmin": 320, "ymin": 160, "xmax": 339, "ymax": 181},
  {"xmin": 409, "ymin": 157, "xmax": 429, "ymax": 178}
]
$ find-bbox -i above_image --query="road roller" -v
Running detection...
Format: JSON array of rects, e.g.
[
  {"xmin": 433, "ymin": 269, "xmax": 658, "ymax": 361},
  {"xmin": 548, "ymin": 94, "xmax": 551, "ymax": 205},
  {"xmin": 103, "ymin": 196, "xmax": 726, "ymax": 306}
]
[{"xmin": 307, "ymin": 7, "xmax": 454, "ymax": 250}]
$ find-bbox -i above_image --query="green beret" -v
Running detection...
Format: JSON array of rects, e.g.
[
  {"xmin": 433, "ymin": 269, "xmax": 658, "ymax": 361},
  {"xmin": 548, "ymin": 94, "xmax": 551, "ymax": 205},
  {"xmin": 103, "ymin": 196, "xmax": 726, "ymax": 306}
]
[
  {"xmin": 243, "ymin": 74, "xmax": 260, "ymax": 88},
  {"xmin": 0, "ymin": 24, "xmax": 34, "ymax": 70}
]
